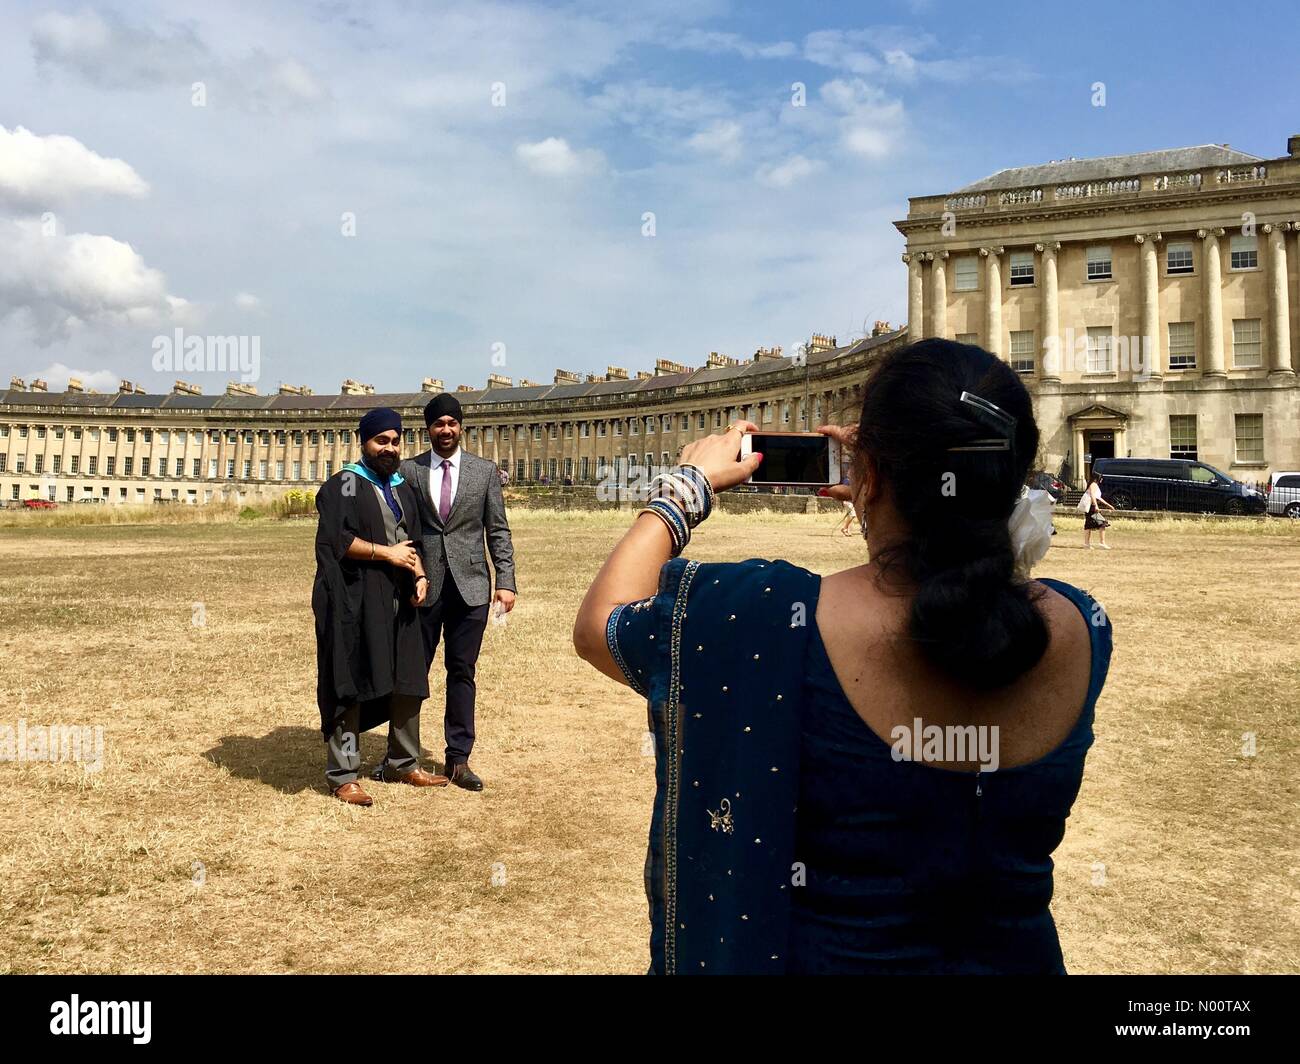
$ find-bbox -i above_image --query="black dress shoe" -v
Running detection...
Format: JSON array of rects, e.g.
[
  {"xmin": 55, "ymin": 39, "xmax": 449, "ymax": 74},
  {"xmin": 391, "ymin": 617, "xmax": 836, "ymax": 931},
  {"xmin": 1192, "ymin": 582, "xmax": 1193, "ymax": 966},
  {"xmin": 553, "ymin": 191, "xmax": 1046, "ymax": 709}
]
[{"xmin": 450, "ymin": 763, "xmax": 484, "ymax": 791}]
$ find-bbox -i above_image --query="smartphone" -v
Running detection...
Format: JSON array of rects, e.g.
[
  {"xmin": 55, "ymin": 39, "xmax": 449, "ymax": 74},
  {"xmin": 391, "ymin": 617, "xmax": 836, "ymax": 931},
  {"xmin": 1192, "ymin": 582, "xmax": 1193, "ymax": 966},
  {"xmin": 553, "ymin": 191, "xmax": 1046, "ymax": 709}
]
[{"xmin": 740, "ymin": 431, "xmax": 841, "ymax": 487}]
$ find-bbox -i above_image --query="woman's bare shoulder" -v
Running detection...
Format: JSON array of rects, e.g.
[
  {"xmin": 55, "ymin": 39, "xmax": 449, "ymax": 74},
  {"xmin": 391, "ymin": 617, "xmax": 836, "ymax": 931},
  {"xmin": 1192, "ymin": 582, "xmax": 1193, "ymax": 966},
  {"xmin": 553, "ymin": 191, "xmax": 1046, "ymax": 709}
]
[{"xmin": 1029, "ymin": 580, "xmax": 1093, "ymax": 658}]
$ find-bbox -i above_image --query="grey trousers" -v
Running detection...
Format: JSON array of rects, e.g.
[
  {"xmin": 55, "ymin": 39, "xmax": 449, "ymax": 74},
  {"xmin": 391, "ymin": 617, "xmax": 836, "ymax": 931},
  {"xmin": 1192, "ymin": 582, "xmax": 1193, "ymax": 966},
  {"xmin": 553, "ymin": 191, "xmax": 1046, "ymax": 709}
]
[{"xmin": 325, "ymin": 694, "xmax": 422, "ymax": 788}]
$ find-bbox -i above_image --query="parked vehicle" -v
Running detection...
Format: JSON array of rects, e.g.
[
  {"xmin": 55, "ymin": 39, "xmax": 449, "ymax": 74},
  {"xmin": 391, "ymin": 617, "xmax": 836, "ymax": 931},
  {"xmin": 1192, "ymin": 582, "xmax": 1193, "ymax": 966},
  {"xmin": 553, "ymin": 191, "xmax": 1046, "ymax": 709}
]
[
  {"xmin": 21, "ymin": 499, "xmax": 58, "ymax": 510},
  {"xmin": 1027, "ymin": 470, "xmax": 1066, "ymax": 502},
  {"xmin": 1091, "ymin": 458, "xmax": 1266, "ymax": 515},
  {"xmin": 1266, "ymin": 471, "xmax": 1300, "ymax": 518}
]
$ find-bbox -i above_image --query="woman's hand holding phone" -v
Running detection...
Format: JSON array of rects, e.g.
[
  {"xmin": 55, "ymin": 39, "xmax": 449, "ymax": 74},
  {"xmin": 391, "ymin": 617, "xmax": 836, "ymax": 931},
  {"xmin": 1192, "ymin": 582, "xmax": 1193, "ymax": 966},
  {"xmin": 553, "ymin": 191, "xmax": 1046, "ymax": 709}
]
[{"xmin": 677, "ymin": 420, "xmax": 763, "ymax": 492}]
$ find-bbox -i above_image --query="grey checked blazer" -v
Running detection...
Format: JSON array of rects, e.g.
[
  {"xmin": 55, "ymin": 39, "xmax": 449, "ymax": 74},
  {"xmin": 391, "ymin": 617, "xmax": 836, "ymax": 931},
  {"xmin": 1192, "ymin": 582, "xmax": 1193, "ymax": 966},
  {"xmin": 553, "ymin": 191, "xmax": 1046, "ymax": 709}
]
[{"xmin": 399, "ymin": 450, "xmax": 516, "ymax": 608}]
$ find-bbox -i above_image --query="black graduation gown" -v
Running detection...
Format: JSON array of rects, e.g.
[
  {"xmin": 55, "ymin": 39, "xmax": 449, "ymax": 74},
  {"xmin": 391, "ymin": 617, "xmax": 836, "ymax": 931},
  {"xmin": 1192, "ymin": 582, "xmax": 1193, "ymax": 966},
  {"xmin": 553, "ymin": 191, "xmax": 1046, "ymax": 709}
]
[{"xmin": 313, "ymin": 471, "xmax": 430, "ymax": 737}]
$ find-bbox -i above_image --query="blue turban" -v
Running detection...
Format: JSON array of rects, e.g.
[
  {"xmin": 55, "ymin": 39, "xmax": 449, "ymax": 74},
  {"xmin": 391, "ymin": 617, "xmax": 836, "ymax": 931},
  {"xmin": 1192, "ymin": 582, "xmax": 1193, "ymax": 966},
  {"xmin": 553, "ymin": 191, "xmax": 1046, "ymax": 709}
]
[{"xmin": 359, "ymin": 406, "xmax": 402, "ymax": 442}]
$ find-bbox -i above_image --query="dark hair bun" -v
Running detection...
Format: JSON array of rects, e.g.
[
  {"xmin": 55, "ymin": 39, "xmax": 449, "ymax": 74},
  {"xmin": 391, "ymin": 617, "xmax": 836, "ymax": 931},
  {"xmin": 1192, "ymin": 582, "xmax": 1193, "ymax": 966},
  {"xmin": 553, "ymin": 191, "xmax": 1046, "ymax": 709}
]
[{"xmin": 857, "ymin": 339, "xmax": 1048, "ymax": 690}]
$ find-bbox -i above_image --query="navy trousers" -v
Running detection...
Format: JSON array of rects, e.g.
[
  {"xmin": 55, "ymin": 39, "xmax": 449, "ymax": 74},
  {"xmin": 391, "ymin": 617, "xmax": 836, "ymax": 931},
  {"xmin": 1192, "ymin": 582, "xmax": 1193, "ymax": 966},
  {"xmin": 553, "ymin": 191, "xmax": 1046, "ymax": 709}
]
[{"xmin": 420, "ymin": 569, "xmax": 489, "ymax": 767}]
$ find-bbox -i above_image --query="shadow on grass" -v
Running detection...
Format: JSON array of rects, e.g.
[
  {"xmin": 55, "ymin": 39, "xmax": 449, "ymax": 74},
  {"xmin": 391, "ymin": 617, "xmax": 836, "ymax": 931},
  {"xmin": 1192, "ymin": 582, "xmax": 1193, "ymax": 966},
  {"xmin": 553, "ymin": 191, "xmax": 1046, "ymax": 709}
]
[{"xmin": 203, "ymin": 726, "xmax": 446, "ymax": 795}]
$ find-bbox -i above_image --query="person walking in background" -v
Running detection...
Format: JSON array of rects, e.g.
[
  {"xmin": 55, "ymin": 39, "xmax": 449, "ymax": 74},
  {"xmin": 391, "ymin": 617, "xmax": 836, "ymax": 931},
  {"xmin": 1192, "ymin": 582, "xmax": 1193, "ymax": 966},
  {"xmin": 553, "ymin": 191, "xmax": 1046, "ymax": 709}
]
[
  {"xmin": 400, "ymin": 394, "xmax": 517, "ymax": 792},
  {"xmin": 832, "ymin": 470, "xmax": 860, "ymax": 537},
  {"xmin": 1081, "ymin": 472, "xmax": 1115, "ymax": 550},
  {"xmin": 312, "ymin": 407, "xmax": 448, "ymax": 806},
  {"xmin": 572, "ymin": 339, "xmax": 1111, "ymax": 974}
]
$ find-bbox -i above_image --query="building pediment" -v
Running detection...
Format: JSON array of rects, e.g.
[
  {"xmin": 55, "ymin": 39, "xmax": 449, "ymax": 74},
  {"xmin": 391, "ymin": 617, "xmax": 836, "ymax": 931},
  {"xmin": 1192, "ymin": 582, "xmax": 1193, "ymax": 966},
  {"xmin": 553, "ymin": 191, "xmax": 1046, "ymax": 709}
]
[{"xmin": 1067, "ymin": 402, "xmax": 1129, "ymax": 425}]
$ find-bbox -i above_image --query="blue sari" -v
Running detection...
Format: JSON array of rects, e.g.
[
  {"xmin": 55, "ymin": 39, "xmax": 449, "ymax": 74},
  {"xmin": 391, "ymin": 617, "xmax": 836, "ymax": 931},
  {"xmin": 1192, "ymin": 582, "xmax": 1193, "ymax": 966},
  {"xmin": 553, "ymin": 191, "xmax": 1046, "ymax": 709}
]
[
  {"xmin": 607, "ymin": 558, "xmax": 1112, "ymax": 975},
  {"xmin": 607, "ymin": 557, "xmax": 817, "ymax": 974}
]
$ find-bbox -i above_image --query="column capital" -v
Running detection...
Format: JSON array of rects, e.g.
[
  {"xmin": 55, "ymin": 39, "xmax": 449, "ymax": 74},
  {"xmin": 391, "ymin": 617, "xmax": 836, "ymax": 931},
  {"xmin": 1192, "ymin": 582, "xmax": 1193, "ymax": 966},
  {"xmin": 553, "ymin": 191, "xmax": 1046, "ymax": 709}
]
[
  {"xmin": 978, "ymin": 245, "xmax": 1004, "ymax": 257},
  {"xmin": 920, "ymin": 251, "xmax": 934, "ymax": 262},
  {"xmin": 1197, "ymin": 227, "xmax": 1226, "ymax": 240},
  {"xmin": 1035, "ymin": 241, "xmax": 1061, "ymax": 254},
  {"xmin": 935, "ymin": 249, "xmax": 949, "ymax": 260},
  {"xmin": 901, "ymin": 252, "xmax": 914, "ymax": 264},
  {"xmin": 1134, "ymin": 232, "xmax": 1163, "ymax": 244}
]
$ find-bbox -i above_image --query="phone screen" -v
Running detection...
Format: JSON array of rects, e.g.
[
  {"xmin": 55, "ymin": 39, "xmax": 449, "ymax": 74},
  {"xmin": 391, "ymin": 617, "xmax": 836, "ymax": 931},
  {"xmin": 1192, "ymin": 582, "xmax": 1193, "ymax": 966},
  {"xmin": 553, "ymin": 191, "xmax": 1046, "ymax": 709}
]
[{"xmin": 749, "ymin": 433, "xmax": 831, "ymax": 485}]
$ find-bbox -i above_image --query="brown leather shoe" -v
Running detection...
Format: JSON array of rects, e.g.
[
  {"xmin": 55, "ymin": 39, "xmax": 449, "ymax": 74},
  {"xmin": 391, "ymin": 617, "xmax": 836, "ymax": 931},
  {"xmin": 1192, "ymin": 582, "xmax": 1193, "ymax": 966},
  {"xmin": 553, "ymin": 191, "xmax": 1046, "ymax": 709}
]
[
  {"xmin": 332, "ymin": 781, "xmax": 373, "ymax": 806},
  {"xmin": 391, "ymin": 767, "xmax": 449, "ymax": 787}
]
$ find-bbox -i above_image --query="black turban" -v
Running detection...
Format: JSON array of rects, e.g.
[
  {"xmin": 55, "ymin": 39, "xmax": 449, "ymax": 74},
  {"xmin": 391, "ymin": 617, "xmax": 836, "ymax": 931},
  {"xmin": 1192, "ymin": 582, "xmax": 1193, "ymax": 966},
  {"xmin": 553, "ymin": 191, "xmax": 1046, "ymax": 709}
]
[
  {"xmin": 424, "ymin": 393, "xmax": 464, "ymax": 427},
  {"xmin": 358, "ymin": 406, "xmax": 402, "ymax": 442}
]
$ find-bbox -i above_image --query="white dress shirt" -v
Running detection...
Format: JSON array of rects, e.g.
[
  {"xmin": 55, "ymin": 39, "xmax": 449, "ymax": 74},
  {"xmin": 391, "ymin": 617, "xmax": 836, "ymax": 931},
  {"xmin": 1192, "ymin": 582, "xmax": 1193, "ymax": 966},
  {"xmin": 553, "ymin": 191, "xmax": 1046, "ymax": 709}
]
[{"xmin": 430, "ymin": 446, "xmax": 461, "ymax": 516}]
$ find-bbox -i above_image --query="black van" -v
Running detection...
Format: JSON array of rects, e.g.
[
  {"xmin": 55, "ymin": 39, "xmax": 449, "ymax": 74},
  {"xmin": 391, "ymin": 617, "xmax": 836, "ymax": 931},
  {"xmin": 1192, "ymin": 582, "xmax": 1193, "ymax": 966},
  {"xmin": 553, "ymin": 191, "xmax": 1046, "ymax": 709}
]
[{"xmin": 1091, "ymin": 458, "xmax": 1266, "ymax": 515}]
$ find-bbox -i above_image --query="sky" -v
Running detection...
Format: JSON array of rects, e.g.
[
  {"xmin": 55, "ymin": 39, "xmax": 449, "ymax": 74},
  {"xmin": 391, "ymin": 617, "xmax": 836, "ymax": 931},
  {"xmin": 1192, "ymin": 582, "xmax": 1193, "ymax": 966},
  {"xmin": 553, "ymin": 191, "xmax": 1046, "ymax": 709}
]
[{"xmin": 1, "ymin": 0, "xmax": 1298, "ymax": 396}]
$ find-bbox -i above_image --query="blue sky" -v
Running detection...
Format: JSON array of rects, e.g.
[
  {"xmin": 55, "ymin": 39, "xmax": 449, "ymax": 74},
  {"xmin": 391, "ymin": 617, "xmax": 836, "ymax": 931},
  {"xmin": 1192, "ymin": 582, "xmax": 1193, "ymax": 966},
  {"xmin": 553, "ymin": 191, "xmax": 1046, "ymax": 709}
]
[{"xmin": 1, "ymin": 0, "xmax": 1297, "ymax": 395}]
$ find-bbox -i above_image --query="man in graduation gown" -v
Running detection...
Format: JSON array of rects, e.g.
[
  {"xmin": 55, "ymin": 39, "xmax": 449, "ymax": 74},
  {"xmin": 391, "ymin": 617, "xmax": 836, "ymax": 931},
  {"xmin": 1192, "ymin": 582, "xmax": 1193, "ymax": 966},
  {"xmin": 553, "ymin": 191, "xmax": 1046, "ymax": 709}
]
[{"xmin": 313, "ymin": 406, "xmax": 449, "ymax": 805}]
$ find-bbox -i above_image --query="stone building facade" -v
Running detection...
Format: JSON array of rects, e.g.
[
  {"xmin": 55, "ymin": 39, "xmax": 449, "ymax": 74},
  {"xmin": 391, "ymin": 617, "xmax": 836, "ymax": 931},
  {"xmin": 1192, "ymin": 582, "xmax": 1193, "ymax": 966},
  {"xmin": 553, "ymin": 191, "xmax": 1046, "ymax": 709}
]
[{"xmin": 897, "ymin": 137, "xmax": 1300, "ymax": 483}]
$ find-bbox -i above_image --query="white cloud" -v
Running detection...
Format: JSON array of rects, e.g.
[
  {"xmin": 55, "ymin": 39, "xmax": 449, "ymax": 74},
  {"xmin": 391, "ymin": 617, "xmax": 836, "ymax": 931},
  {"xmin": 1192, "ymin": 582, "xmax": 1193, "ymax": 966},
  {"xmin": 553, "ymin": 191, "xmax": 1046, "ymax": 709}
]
[
  {"xmin": 757, "ymin": 154, "xmax": 821, "ymax": 188},
  {"xmin": 820, "ymin": 79, "xmax": 905, "ymax": 160},
  {"xmin": 31, "ymin": 8, "xmax": 328, "ymax": 111},
  {"xmin": 805, "ymin": 27, "xmax": 1033, "ymax": 86},
  {"xmin": 0, "ymin": 126, "xmax": 149, "ymax": 210},
  {"xmin": 590, "ymin": 81, "xmax": 731, "ymax": 131},
  {"xmin": 804, "ymin": 29, "xmax": 883, "ymax": 77},
  {"xmin": 672, "ymin": 29, "xmax": 798, "ymax": 60},
  {"xmin": 30, "ymin": 362, "xmax": 120, "ymax": 392},
  {"xmin": 0, "ymin": 219, "xmax": 186, "ymax": 343},
  {"xmin": 234, "ymin": 292, "xmax": 262, "ymax": 310},
  {"xmin": 270, "ymin": 58, "xmax": 325, "ymax": 103},
  {"xmin": 884, "ymin": 49, "xmax": 918, "ymax": 80},
  {"xmin": 515, "ymin": 137, "xmax": 604, "ymax": 177},
  {"xmin": 31, "ymin": 9, "xmax": 207, "ymax": 90},
  {"xmin": 688, "ymin": 120, "xmax": 743, "ymax": 162}
]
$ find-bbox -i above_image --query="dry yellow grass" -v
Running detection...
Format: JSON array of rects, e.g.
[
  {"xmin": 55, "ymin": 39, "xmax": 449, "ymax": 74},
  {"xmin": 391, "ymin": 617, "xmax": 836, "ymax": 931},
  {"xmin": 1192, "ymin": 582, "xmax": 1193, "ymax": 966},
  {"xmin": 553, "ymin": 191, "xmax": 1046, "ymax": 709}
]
[{"xmin": 0, "ymin": 509, "xmax": 1296, "ymax": 973}]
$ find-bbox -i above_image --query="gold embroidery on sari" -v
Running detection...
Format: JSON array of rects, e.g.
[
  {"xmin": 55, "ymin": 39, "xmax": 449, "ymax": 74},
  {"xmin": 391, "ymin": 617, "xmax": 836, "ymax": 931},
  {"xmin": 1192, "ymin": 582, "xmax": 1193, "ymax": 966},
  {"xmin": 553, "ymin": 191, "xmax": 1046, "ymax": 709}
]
[{"xmin": 663, "ymin": 559, "xmax": 698, "ymax": 975}]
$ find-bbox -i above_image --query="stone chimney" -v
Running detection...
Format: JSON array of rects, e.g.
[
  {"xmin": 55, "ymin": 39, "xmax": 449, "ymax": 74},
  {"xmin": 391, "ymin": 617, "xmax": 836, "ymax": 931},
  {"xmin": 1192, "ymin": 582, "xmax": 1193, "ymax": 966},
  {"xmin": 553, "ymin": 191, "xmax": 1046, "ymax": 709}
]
[
  {"xmin": 29, "ymin": 379, "xmax": 48, "ymax": 392},
  {"xmin": 871, "ymin": 320, "xmax": 893, "ymax": 337},
  {"xmin": 278, "ymin": 383, "xmax": 313, "ymax": 396},
  {"xmin": 66, "ymin": 377, "xmax": 84, "ymax": 393},
  {"xmin": 173, "ymin": 380, "xmax": 202, "ymax": 396},
  {"xmin": 654, "ymin": 358, "xmax": 689, "ymax": 376},
  {"xmin": 585, "ymin": 373, "xmax": 601, "ymax": 383},
  {"xmin": 8, "ymin": 376, "xmax": 25, "ymax": 391},
  {"xmin": 706, "ymin": 352, "xmax": 740, "ymax": 368},
  {"xmin": 455, "ymin": 384, "xmax": 475, "ymax": 392},
  {"xmin": 420, "ymin": 377, "xmax": 444, "ymax": 393},
  {"xmin": 486, "ymin": 373, "xmax": 512, "ymax": 389},
  {"xmin": 340, "ymin": 378, "xmax": 375, "ymax": 395},
  {"xmin": 634, "ymin": 370, "xmax": 652, "ymax": 380},
  {"xmin": 117, "ymin": 379, "xmax": 135, "ymax": 393},
  {"xmin": 518, "ymin": 378, "xmax": 542, "ymax": 387},
  {"xmin": 808, "ymin": 333, "xmax": 838, "ymax": 353},
  {"xmin": 553, "ymin": 369, "xmax": 581, "ymax": 384},
  {"xmin": 1289, "ymin": 134, "xmax": 1300, "ymax": 158},
  {"xmin": 605, "ymin": 366, "xmax": 628, "ymax": 381},
  {"xmin": 226, "ymin": 381, "xmax": 258, "ymax": 396},
  {"xmin": 752, "ymin": 345, "xmax": 783, "ymax": 361}
]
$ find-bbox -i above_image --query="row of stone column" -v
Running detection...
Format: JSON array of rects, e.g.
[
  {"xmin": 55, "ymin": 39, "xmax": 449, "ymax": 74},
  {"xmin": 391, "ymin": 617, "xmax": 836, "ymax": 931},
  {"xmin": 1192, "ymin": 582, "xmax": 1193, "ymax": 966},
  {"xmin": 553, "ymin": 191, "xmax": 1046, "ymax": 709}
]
[
  {"xmin": 474, "ymin": 386, "xmax": 867, "ymax": 477},
  {"xmin": 904, "ymin": 224, "xmax": 1297, "ymax": 378}
]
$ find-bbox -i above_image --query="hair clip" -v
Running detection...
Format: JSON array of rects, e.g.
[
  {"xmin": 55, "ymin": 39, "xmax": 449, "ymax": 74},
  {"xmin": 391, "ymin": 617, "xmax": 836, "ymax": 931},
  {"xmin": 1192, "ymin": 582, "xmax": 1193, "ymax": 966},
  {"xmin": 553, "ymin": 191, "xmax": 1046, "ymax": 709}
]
[
  {"xmin": 958, "ymin": 390, "xmax": 1017, "ymax": 432},
  {"xmin": 947, "ymin": 438, "xmax": 1012, "ymax": 453}
]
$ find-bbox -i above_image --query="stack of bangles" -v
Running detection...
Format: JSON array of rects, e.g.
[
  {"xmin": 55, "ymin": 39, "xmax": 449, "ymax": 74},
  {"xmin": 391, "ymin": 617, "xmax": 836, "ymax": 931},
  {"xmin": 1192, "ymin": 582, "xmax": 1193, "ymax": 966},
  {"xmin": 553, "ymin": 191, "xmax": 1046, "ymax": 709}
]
[{"xmin": 638, "ymin": 463, "xmax": 715, "ymax": 557}]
